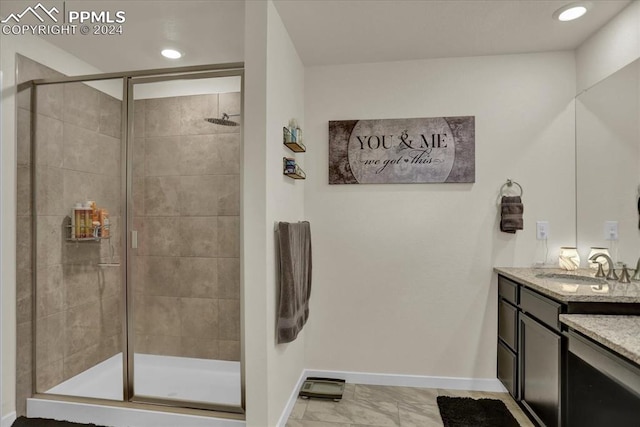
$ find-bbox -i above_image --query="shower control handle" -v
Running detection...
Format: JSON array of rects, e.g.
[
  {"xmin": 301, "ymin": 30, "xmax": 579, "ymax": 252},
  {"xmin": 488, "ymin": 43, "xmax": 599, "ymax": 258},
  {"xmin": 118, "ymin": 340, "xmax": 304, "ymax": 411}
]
[{"xmin": 131, "ymin": 230, "xmax": 138, "ymax": 249}]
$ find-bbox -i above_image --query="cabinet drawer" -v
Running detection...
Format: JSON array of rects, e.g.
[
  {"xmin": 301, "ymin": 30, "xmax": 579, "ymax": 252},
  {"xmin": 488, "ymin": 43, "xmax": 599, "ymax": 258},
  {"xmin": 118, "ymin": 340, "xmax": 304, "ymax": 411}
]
[
  {"xmin": 521, "ymin": 287, "xmax": 561, "ymax": 332},
  {"xmin": 498, "ymin": 340, "xmax": 518, "ymax": 399},
  {"xmin": 498, "ymin": 276, "xmax": 519, "ymax": 305},
  {"xmin": 498, "ymin": 299, "xmax": 518, "ymax": 351}
]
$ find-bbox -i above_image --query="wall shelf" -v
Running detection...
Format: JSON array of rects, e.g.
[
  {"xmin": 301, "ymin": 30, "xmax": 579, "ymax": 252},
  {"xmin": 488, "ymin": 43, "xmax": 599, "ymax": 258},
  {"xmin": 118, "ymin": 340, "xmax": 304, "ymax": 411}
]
[
  {"xmin": 283, "ymin": 123, "xmax": 305, "ymax": 180},
  {"xmin": 284, "ymin": 171, "xmax": 306, "ymax": 180},
  {"xmin": 283, "ymin": 157, "xmax": 306, "ymax": 180},
  {"xmin": 283, "ymin": 127, "xmax": 306, "ymax": 152}
]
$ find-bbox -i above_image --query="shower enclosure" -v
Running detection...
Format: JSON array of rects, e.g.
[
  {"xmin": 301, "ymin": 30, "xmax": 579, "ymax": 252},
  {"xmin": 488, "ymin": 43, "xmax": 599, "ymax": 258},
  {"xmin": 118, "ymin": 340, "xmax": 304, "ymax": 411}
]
[{"xmin": 19, "ymin": 58, "xmax": 244, "ymax": 417}]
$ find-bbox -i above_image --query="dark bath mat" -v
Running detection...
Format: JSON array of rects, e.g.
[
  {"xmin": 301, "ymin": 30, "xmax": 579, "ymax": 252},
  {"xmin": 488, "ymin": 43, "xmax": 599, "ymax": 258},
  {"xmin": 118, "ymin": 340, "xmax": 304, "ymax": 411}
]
[
  {"xmin": 12, "ymin": 416, "xmax": 110, "ymax": 427},
  {"xmin": 437, "ymin": 396, "xmax": 520, "ymax": 427}
]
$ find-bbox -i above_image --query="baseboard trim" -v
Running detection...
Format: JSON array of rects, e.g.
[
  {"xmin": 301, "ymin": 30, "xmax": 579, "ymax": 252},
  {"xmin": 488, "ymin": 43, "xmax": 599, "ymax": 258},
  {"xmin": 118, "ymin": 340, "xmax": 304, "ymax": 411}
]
[
  {"xmin": 276, "ymin": 369, "xmax": 307, "ymax": 427},
  {"xmin": 1, "ymin": 412, "xmax": 17, "ymax": 427},
  {"xmin": 304, "ymin": 369, "xmax": 507, "ymax": 392}
]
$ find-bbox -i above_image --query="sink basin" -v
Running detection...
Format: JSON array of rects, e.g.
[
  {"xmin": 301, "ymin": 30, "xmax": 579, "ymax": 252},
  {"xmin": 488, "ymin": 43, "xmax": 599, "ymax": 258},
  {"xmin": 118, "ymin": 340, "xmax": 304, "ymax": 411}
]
[{"xmin": 535, "ymin": 272, "xmax": 608, "ymax": 285}]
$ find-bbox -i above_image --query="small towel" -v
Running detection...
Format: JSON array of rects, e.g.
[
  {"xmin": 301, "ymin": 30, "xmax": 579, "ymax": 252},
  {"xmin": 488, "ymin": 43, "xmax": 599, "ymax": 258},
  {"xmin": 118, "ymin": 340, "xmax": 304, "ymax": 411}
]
[
  {"xmin": 276, "ymin": 221, "xmax": 312, "ymax": 344},
  {"xmin": 500, "ymin": 196, "xmax": 524, "ymax": 233}
]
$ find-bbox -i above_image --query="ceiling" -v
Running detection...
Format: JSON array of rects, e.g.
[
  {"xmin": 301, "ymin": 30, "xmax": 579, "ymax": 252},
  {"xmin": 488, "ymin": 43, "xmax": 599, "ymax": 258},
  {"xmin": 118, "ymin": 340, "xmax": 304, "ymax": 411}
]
[
  {"xmin": 1, "ymin": 0, "xmax": 246, "ymax": 72},
  {"xmin": 273, "ymin": 0, "xmax": 633, "ymax": 66},
  {"xmin": 0, "ymin": 0, "xmax": 633, "ymax": 71}
]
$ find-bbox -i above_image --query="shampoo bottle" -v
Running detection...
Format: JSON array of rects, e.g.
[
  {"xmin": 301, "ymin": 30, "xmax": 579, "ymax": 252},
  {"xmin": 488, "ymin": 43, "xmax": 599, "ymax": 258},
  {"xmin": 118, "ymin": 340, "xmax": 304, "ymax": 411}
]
[
  {"xmin": 84, "ymin": 202, "xmax": 93, "ymax": 238},
  {"xmin": 76, "ymin": 203, "xmax": 85, "ymax": 238},
  {"xmin": 101, "ymin": 210, "xmax": 110, "ymax": 238}
]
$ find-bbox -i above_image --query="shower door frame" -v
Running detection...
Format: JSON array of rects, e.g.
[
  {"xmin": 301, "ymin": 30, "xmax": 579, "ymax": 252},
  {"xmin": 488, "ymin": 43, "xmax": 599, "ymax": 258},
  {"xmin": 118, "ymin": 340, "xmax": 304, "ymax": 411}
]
[
  {"xmin": 126, "ymin": 70, "xmax": 245, "ymax": 413},
  {"xmin": 28, "ymin": 62, "xmax": 246, "ymax": 418}
]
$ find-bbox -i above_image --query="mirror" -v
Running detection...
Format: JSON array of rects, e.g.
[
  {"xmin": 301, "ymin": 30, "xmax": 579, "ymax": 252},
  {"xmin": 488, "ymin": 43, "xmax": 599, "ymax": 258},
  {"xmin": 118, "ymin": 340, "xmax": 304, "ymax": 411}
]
[{"xmin": 576, "ymin": 58, "xmax": 640, "ymax": 267}]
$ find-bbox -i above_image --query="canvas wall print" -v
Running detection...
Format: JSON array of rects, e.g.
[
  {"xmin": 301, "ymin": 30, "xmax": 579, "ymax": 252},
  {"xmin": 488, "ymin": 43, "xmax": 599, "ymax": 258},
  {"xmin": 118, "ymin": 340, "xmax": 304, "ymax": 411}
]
[{"xmin": 328, "ymin": 116, "xmax": 475, "ymax": 184}]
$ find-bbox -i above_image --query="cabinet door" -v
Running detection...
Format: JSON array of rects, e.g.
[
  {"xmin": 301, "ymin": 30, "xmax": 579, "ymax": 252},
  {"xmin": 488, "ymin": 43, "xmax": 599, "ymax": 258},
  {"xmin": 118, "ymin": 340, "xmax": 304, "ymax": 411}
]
[
  {"xmin": 519, "ymin": 313, "xmax": 561, "ymax": 427},
  {"xmin": 497, "ymin": 340, "xmax": 518, "ymax": 399}
]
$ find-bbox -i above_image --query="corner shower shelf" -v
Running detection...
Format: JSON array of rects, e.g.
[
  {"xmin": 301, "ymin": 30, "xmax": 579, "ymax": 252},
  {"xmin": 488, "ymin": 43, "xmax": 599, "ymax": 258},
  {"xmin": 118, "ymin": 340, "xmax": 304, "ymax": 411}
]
[
  {"xmin": 283, "ymin": 127, "xmax": 306, "ymax": 153},
  {"xmin": 67, "ymin": 237, "xmax": 110, "ymax": 242},
  {"xmin": 66, "ymin": 224, "xmax": 110, "ymax": 242}
]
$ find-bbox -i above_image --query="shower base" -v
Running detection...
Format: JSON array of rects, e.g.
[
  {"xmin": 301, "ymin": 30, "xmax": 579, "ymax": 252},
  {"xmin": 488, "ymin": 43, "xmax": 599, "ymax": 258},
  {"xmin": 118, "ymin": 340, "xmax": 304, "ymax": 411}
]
[
  {"xmin": 29, "ymin": 353, "xmax": 243, "ymax": 427},
  {"xmin": 46, "ymin": 353, "xmax": 241, "ymax": 405}
]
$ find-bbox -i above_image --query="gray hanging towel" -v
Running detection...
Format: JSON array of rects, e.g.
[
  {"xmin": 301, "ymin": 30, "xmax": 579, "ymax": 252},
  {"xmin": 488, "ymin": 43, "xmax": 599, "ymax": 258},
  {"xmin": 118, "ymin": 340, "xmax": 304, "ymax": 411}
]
[
  {"xmin": 276, "ymin": 221, "xmax": 312, "ymax": 344},
  {"xmin": 500, "ymin": 196, "xmax": 524, "ymax": 233}
]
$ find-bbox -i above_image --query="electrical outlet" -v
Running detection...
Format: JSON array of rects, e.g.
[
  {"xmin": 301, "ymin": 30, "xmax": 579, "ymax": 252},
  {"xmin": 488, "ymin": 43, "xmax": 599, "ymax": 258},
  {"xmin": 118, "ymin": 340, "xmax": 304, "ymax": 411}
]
[
  {"xmin": 604, "ymin": 221, "xmax": 619, "ymax": 240},
  {"xmin": 536, "ymin": 221, "xmax": 549, "ymax": 240}
]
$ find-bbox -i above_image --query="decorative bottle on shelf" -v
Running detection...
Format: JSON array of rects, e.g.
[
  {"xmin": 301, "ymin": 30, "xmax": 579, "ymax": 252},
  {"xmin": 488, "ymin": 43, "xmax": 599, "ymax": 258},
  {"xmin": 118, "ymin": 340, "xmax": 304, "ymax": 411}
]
[
  {"xmin": 296, "ymin": 126, "xmax": 302, "ymax": 145},
  {"xmin": 289, "ymin": 118, "xmax": 298, "ymax": 142}
]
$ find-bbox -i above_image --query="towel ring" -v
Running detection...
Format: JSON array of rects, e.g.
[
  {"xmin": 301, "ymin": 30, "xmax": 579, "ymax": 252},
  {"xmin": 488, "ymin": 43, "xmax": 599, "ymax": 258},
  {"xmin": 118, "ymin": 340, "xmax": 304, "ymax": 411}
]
[{"xmin": 500, "ymin": 179, "xmax": 523, "ymax": 197}]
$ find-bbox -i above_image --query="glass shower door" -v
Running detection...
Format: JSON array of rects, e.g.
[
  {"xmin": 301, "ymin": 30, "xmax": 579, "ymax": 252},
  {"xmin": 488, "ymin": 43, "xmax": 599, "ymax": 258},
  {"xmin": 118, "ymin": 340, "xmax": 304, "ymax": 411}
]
[
  {"xmin": 128, "ymin": 75, "xmax": 242, "ymax": 410},
  {"xmin": 31, "ymin": 77, "xmax": 125, "ymax": 401}
]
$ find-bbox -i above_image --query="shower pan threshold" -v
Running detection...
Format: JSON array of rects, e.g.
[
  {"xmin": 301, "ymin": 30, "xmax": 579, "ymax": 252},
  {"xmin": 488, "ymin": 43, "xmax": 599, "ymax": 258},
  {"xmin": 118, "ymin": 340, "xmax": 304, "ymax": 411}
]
[
  {"xmin": 45, "ymin": 353, "xmax": 241, "ymax": 405},
  {"xmin": 29, "ymin": 353, "xmax": 243, "ymax": 426}
]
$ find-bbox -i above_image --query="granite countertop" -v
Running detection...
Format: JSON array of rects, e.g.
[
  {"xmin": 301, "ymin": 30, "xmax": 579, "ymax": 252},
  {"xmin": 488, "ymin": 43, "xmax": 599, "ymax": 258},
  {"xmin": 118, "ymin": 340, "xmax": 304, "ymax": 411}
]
[
  {"xmin": 560, "ymin": 314, "xmax": 640, "ymax": 366},
  {"xmin": 494, "ymin": 267, "xmax": 640, "ymax": 303}
]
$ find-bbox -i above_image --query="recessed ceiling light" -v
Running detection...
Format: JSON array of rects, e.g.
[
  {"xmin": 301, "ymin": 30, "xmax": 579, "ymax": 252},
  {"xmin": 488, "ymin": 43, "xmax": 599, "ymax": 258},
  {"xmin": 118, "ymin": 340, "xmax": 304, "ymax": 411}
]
[
  {"xmin": 161, "ymin": 49, "xmax": 182, "ymax": 59},
  {"xmin": 553, "ymin": 3, "xmax": 590, "ymax": 22}
]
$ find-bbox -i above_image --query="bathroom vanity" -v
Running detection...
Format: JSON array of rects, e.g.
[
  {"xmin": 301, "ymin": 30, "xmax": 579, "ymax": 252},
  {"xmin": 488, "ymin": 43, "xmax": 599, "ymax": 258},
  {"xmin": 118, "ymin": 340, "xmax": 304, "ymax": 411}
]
[{"xmin": 494, "ymin": 268, "xmax": 640, "ymax": 427}]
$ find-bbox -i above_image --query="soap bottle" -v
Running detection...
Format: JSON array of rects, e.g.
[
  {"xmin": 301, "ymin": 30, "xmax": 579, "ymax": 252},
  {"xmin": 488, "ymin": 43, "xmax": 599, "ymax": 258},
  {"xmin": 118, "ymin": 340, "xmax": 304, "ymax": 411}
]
[
  {"xmin": 76, "ymin": 203, "xmax": 85, "ymax": 238},
  {"xmin": 72, "ymin": 203, "xmax": 82, "ymax": 239},
  {"xmin": 90, "ymin": 201, "xmax": 98, "ymax": 222},
  {"xmin": 101, "ymin": 209, "xmax": 110, "ymax": 238},
  {"xmin": 84, "ymin": 202, "xmax": 93, "ymax": 238}
]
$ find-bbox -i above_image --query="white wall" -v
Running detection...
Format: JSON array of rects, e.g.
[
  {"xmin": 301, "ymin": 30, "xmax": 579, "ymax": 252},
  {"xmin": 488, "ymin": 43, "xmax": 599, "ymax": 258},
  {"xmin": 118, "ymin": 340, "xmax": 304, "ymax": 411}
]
[
  {"xmin": 242, "ymin": 1, "xmax": 269, "ymax": 424},
  {"xmin": 243, "ymin": 1, "xmax": 305, "ymax": 425},
  {"xmin": 303, "ymin": 52, "xmax": 576, "ymax": 378},
  {"xmin": 264, "ymin": 2, "xmax": 306, "ymax": 425},
  {"xmin": 0, "ymin": 34, "xmax": 108, "ymax": 419},
  {"xmin": 576, "ymin": 0, "xmax": 640, "ymax": 93}
]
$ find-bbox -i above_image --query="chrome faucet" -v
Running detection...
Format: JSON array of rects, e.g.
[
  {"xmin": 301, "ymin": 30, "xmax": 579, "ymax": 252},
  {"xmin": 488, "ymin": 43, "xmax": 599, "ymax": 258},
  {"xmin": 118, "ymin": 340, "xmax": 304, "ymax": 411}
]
[
  {"xmin": 588, "ymin": 253, "xmax": 619, "ymax": 281},
  {"xmin": 633, "ymin": 257, "xmax": 640, "ymax": 281}
]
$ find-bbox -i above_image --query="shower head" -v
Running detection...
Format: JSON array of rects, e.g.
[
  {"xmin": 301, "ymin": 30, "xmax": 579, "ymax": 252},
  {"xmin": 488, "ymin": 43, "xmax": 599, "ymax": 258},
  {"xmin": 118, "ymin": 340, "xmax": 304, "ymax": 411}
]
[{"xmin": 205, "ymin": 112, "xmax": 239, "ymax": 126}]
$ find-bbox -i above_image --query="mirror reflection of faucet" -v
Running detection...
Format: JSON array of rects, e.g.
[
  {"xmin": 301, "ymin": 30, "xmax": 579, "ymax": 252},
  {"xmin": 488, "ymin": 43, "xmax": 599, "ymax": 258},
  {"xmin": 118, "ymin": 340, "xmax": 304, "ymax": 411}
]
[
  {"xmin": 590, "ymin": 283, "xmax": 610, "ymax": 293},
  {"xmin": 632, "ymin": 257, "xmax": 640, "ymax": 281}
]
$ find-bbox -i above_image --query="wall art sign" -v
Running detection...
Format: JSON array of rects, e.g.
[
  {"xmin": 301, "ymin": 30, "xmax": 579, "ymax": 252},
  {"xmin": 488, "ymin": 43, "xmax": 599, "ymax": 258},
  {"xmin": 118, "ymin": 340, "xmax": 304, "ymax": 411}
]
[{"xmin": 328, "ymin": 116, "xmax": 475, "ymax": 184}]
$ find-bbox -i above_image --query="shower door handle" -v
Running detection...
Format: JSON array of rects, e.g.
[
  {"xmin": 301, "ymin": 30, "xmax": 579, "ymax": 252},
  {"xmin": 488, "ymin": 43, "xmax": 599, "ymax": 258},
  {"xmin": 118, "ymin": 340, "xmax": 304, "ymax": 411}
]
[{"xmin": 131, "ymin": 230, "xmax": 138, "ymax": 249}]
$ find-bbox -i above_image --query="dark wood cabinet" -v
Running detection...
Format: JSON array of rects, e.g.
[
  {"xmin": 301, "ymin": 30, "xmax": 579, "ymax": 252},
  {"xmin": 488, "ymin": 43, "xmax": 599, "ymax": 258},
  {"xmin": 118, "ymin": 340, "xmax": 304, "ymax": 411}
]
[
  {"xmin": 497, "ymin": 272, "xmax": 640, "ymax": 427},
  {"xmin": 498, "ymin": 299, "xmax": 518, "ymax": 351},
  {"xmin": 566, "ymin": 330, "xmax": 640, "ymax": 427},
  {"xmin": 497, "ymin": 276, "xmax": 520, "ymax": 400},
  {"xmin": 497, "ymin": 340, "xmax": 518, "ymax": 398},
  {"xmin": 498, "ymin": 275, "xmax": 564, "ymax": 426},
  {"xmin": 520, "ymin": 313, "xmax": 562, "ymax": 427}
]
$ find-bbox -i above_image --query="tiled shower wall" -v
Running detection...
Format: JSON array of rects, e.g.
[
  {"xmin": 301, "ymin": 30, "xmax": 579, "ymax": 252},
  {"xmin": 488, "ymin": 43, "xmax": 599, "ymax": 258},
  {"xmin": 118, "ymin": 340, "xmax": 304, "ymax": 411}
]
[
  {"xmin": 15, "ymin": 55, "xmax": 123, "ymax": 415},
  {"xmin": 132, "ymin": 93, "xmax": 241, "ymax": 361}
]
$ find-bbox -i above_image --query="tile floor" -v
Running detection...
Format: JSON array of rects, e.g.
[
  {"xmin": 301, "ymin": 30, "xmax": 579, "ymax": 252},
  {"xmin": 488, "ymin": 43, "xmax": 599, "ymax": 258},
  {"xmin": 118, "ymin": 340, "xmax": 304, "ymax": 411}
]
[{"xmin": 286, "ymin": 384, "xmax": 535, "ymax": 427}]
